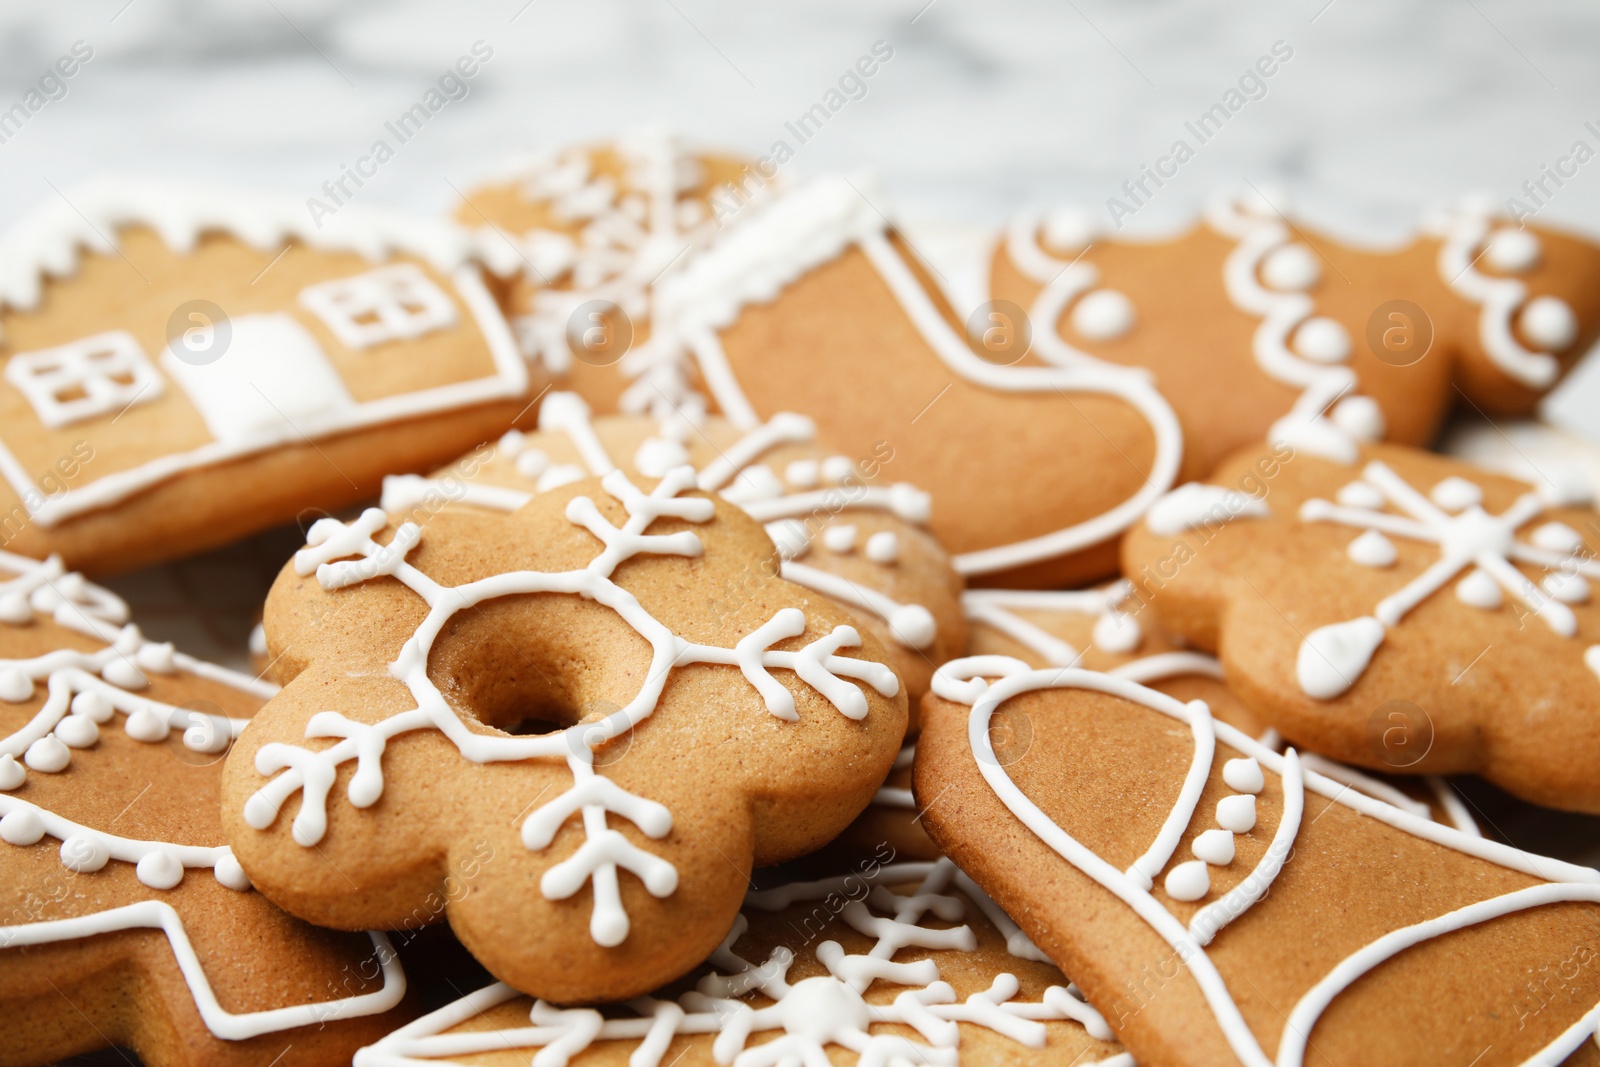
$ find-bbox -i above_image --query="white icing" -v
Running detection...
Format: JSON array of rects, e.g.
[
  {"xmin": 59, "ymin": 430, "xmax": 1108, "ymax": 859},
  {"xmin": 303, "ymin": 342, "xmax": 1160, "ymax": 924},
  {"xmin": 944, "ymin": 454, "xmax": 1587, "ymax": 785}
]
[
  {"xmin": 1070, "ymin": 289, "xmax": 1135, "ymax": 341},
  {"xmin": 963, "ymin": 584, "xmax": 1143, "ymax": 668},
  {"xmin": 298, "ymin": 264, "xmax": 458, "ymax": 349},
  {"xmin": 1260, "ymin": 243, "xmax": 1320, "ymax": 290},
  {"xmin": 1336, "ymin": 480, "xmax": 1384, "ymax": 510},
  {"xmin": 1296, "ymin": 460, "xmax": 1600, "ymax": 696},
  {"xmin": 1215, "ymin": 794, "xmax": 1257, "ymax": 834},
  {"xmin": 1428, "ymin": 201, "xmax": 1566, "ymax": 388},
  {"xmin": 352, "ymin": 857, "xmax": 1123, "ymax": 1067},
  {"xmin": 1222, "ymin": 757, "xmax": 1264, "ymax": 794},
  {"xmin": 864, "ymin": 530, "xmax": 900, "ymax": 564},
  {"xmin": 5, "ymin": 330, "xmax": 164, "ymax": 428},
  {"xmin": 1456, "ymin": 568, "xmax": 1503, "ymax": 608},
  {"xmin": 1484, "ymin": 228, "xmax": 1541, "ymax": 273},
  {"xmin": 250, "ymin": 473, "xmax": 899, "ymax": 946},
  {"xmin": 668, "ymin": 176, "xmax": 1184, "ymax": 577},
  {"xmin": 1192, "ymin": 829, "xmax": 1236, "ymax": 866},
  {"xmin": 1164, "ymin": 860, "xmax": 1210, "ymax": 902},
  {"xmin": 1348, "ymin": 529, "xmax": 1398, "ymax": 567},
  {"xmin": 1146, "ymin": 483, "xmax": 1269, "ymax": 536},
  {"xmin": 1091, "ymin": 610, "xmax": 1142, "ymax": 655},
  {"xmin": 784, "ymin": 459, "xmax": 820, "ymax": 488},
  {"xmin": 1587, "ymin": 645, "xmax": 1600, "ymax": 682},
  {"xmin": 780, "ymin": 561, "xmax": 938, "ymax": 651},
  {"xmin": 1521, "ymin": 295, "xmax": 1579, "ymax": 352},
  {"xmin": 822, "ymin": 524, "xmax": 858, "ymax": 554},
  {"xmin": 1291, "ymin": 316, "xmax": 1351, "ymax": 364},
  {"xmin": 935, "ymin": 659, "xmax": 1600, "ymax": 1067},
  {"xmin": 0, "ymin": 901, "xmax": 404, "ymax": 1039},
  {"xmin": 1532, "ymin": 521, "xmax": 1585, "ymax": 554},
  {"xmin": 1544, "ymin": 570, "xmax": 1591, "ymax": 605}
]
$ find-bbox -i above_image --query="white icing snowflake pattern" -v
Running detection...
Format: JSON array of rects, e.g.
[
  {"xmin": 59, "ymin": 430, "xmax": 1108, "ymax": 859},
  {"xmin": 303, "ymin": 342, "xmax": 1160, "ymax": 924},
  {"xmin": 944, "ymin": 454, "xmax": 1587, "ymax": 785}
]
[
  {"xmin": 353, "ymin": 857, "xmax": 1128, "ymax": 1067},
  {"xmin": 245, "ymin": 467, "xmax": 899, "ymax": 946},
  {"xmin": 1295, "ymin": 460, "xmax": 1598, "ymax": 698}
]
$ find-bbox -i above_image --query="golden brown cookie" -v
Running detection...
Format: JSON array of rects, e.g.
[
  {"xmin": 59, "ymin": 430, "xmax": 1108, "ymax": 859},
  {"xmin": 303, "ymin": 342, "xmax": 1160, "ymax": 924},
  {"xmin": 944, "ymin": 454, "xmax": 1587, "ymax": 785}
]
[
  {"xmin": 993, "ymin": 191, "xmax": 1600, "ymax": 477},
  {"xmin": 382, "ymin": 390, "xmax": 965, "ymax": 706},
  {"xmin": 0, "ymin": 549, "xmax": 410, "ymax": 1067},
  {"xmin": 916, "ymin": 660, "xmax": 1600, "ymax": 1067},
  {"xmin": 0, "ymin": 177, "xmax": 541, "ymax": 575},
  {"xmin": 353, "ymin": 847, "xmax": 1129, "ymax": 1067},
  {"xmin": 455, "ymin": 135, "xmax": 758, "ymax": 412},
  {"xmin": 1122, "ymin": 439, "xmax": 1600, "ymax": 812},
  {"xmin": 224, "ymin": 468, "xmax": 907, "ymax": 1003}
]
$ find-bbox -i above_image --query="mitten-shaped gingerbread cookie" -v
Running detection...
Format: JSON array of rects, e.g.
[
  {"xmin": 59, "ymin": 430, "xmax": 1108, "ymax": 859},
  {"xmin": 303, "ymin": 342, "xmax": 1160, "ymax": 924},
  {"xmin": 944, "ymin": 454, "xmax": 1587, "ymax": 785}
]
[
  {"xmin": 1122, "ymin": 440, "xmax": 1600, "ymax": 813},
  {"xmin": 994, "ymin": 191, "xmax": 1600, "ymax": 477},
  {"xmin": 918, "ymin": 661, "xmax": 1600, "ymax": 1067},
  {"xmin": 225, "ymin": 467, "xmax": 907, "ymax": 1003},
  {"xmin": 355, "ymin": 848, "xmax": 1129, "ymax": 1067},
  {"xmin": 382, "ymin": 391, "xmax": 965, "ymax": 707},
  {"xmin": 0, "ymin": 550, "xmax": 409, "ymax": 1067},
  {"xmin": 456, "ymin": 134, "xmax": 760, "ymax": 411},
  {"xmin": 0, "ymin": 177, "xmax": 536, "ymax": 574}
]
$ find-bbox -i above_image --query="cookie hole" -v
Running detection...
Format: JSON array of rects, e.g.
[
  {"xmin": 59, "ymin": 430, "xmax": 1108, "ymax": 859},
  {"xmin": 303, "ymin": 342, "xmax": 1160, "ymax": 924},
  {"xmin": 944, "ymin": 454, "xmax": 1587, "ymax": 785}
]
[{"xmin": 500, "ymin": 713, "xmax": 566, "ymax": 736}]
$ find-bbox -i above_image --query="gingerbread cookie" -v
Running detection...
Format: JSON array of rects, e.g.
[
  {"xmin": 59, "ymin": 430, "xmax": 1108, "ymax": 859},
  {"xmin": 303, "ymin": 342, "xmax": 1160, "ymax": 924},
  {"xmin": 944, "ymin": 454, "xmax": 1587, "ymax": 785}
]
[
  {"xmin": 457, "ymin": 134, "xmax": 760, "ymax": 412},
  {"xmin": 354, "ymin": 849, "xmax": 1129, "ymax": 1067},
  {"xmin": 0, "ymin": 177, "xmax": 539, "ymax": 574},
  {"xmin": 917, "ymin": 660, "xmax": 1600, "ymax": 1066},
  {"xmin": 382, "ymin": 390, "xmax": 965, "ymax": 704},
  {"xmin": 994, "ymin": 190, "xmax": 1600, "ymax": 477},
  {"xmin": 224, "ymin": 467, "xmax": 907, "ymax": 1003},
  {"xmin": 0, "ymin": 549, "xmax": 409, "ymax": 1067},
  {"xmin": 1122, "ymin": 440, "xmax": 1600, "ymax": 813}
]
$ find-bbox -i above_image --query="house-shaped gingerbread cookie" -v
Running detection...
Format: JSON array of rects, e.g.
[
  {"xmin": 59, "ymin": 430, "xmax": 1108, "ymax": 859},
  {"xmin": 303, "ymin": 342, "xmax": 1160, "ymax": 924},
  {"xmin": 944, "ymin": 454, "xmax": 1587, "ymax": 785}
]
[{"xmin": 0, "ymin": 177, "xmax": 540, "ymax": 573}]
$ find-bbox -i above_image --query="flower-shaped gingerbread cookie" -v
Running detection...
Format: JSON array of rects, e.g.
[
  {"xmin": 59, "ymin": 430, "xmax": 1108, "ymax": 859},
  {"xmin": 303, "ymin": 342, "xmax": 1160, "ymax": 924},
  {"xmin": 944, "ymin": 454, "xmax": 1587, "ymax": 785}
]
[
  {"xmin": 917, "ymin": 661, "xmax": 1600, "ymax": 1067},
  {"xmin": 356, "ymin": 850, "xmax": 1127, "ymax": 1067},
  {"xmin": 224, "ymin": 467, "xmax": 907, "ymax": 1003},
  {"xmin": 0, "ymin": 550, "xmax": 408, "ymax": 1067},
  {"xmin": 382, "ymin": 390, "xmax": 965, "ymax": 705},
  {"xmin": 995, "ymin": 191, "xmax": 1600, "ymax": 477},
  {"xmin": 1122, "ymin": 440, "xmax": 1600, "ymax": 812}
]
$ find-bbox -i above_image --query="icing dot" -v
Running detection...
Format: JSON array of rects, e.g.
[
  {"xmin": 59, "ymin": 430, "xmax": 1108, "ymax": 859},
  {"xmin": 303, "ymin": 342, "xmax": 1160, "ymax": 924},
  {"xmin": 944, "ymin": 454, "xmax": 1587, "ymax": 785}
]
[
  {"xmin": 125, "ymin": 706, "xmax": 171, "ymax": 743},
  {"xmin": 55, "ymin": 714, "xmax": 100, "ymax": 748},
  {"xmin": 1456, "ymin": 569, "xmax": 1503, "ymax": 609},
  {"xmin": 1216, "ymin": 794, "xmax": 1258, "ymax": 834},
  {"xmin": 215, "ymin": 851, "xmax": 253, "ymax": 891},
  {"xmin": 0, "ymin": 754, "xmax": 23, "ymax": 791},
  {"xmin": 1543, "ymin": 570, "xmax": 1590, "ymax": 605},
  {"xmin": 889, "ymin": 606, "xmax": 939, "ymax": 651},
  {"xmin": 515, "ymin": 448, "xmax": 549, "ymax": 480},
  {"xmin": 1331, "ymin": 395, "xmax": 1385, "ymax": 442},
  {"xmin": 1192, "ymin": 828, "xmax": 1236, "ymax": 866},
  {"xmin": 1537, "ymin": 470, "xmax": 1594, "ymax": 508},
  {"xmin": 1262, "ymin": 244, "xmax": 1321, "ymax": 290},
  {"xmin": 0, "ymin": 593, "xmax": 30, "ymax": 624},
  {"xmin": 1348, "ymin": 529, "xmax": 1397, "ymax": 568},
  {"xmin": 136, "ymin": 850, "xmax": 185, "ymax": 890},
  {"xmin": 822, "ymin": 525, "xmax": 858, "ymax": 554},
  {"xmin": 1521, "ymin": 296, "xmax": 1578, "ymax": 351},
  {"xmin": 633, "ymin": 437, "xmax": 690, "ymax": 478},
  {"xmin": 1292, "ymin": 317, "xmax": 1351, "ymax": 363},
  {"xmin": 0, "ymin": 668, "xmax": 33, "ymax": 703},
  {"xmin": 1092, "ymin": 611, "xmax": 1142, "ymax": 654},
  {"xmin": 1164, "ymin": 860, "xmax": 1211, "ymax": 901},
  {"xmin": 101, "ymin": 658, "xmax": 147, "ymax": 690},
  {"xmin": 1336, "ymin": 481, "xmax": 1385, "ymax": 510},
  {"xmin": 888, "ymin": 484, "xmax": 933, "ymax": 525},
  {"xmin": 766, "ymin": 520, "xmax": 811, "ymax": 561},
  {"xmin": 72, "ymin": 690, "xmax": 115, "ymax": 723},
  {"xmin": 1430, "ymin": 477, "xmax": 1483, "ymax": 512},
  {"xmin": 1071, "ymin": 289, "xmax": 1136, "ymax": 341},
  {"xmin": 29, "ymin": 585, "xmax": 64, "ymax": 613},
  {"xmin": 784, "ymin": 460, "xmax": 820, "ymax": 489},
  {"xmin": 1588, "ymin": 645, "xmax": 1600, "ymax": 682},
  {"xmin": 0, "ymin": 808, "xmax": 44, "ymax": 845},
  {"xmin": 135, "ymin": 642, "xmax": 177, "ymax": 675},
  {"xmin": 864, "ymin": 531, "xmax": 900, "ymax": 564},
  {"xmin": 24, "ymin": 736, "xmax": 70, "ymax": 773},
  {"xmin": 1298, "ymin": 617, "xmax": 1385, "ymax": 700},
  {"xmin": 1485, "ymin": 228, "xmax": 1542, "ymax": 273},
  {"xmin": 1042, "ymin": 206, "xmax": 1098, "ymax": 253},
  {"xmin": 821, "ymin": 456, "xmax": 854, "ymax": 483},
  {"xmin": 248, "ymin": 622, "xmax": 268, "ymax": 657},
  {"xmin": 1532, "ymin": 522, "xmax": 1585, "ymax": 554},
  {"xmin": 60, "ymin": 834, "xmax": 109, "ymax": 873},
  {"xmin": 722, "ymin": 465, "xmax": 784, "ymax": 503},
  {"xmin": 1222, "ymin": 757, "xmax": 1265, "ymax": 794}
]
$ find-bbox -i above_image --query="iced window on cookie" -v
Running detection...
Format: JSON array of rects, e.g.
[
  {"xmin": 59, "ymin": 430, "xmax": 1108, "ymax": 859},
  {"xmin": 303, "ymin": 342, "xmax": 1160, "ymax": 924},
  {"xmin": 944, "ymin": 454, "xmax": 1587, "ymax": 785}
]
[
  {"xmin": 298, "ymin": 263, "xmax": 458, "ymax": 349},
  {"xmin": 4, "ymin": 330, "xmax": 165, "ymax": 429}
]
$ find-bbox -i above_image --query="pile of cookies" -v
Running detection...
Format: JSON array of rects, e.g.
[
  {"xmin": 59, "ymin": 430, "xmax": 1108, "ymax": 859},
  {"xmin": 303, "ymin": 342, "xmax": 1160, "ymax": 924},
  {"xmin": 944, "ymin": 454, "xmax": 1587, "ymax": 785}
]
[{"xmin": 4, "ymin": 133, "xmax": 1600, "ymax": 1067}]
